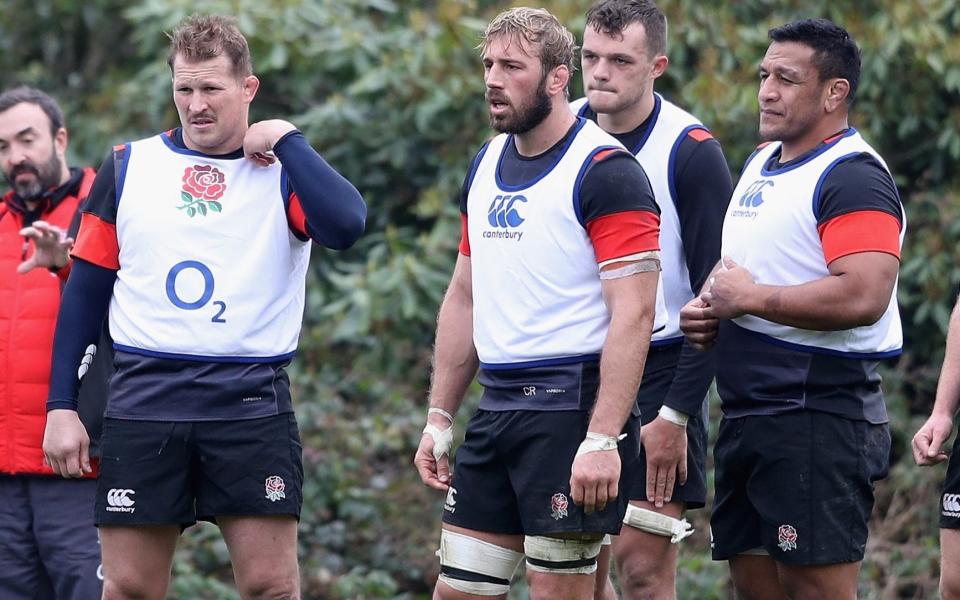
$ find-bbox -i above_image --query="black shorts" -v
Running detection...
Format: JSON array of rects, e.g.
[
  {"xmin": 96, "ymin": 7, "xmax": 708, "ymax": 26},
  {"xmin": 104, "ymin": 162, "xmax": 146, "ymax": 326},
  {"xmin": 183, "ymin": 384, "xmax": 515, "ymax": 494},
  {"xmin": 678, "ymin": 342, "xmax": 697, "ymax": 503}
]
[
  {"xmin": 443, "ymin": 409, "xmax": 640, "ymax": 537},
  {"xmin": 711, "ymin": 411, "xmax": 890, "ymax": 565},
  {"xmin": 941, "ymin": 428, "xmax": 960, "ymax": 529},
  {"xmin": 629, "ymin": 360, "xmax": 708, "ymax": 508},
  {"xmin": 95, "ymin": 414, "xmax": 303, "ymax": 527}
]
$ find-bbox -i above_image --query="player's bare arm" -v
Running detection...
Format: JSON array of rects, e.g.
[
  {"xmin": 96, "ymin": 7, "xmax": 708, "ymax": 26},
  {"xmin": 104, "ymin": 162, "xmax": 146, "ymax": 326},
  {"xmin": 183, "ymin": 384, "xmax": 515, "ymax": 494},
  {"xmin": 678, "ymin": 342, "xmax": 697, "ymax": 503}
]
[
  {"xmin": 704, "ymin": 251, "xmax": 898, "ymax": 330},
  {"xmin": 914, "ymin": 294, "xmax": 960, "ymax": 465},
  {"xmin": 571, "ymin": 265, "xmax": 657, "ymax": 514},
  {"xmin": 414, "ymin": 254, "xmax": 478, "ymax": 491}
]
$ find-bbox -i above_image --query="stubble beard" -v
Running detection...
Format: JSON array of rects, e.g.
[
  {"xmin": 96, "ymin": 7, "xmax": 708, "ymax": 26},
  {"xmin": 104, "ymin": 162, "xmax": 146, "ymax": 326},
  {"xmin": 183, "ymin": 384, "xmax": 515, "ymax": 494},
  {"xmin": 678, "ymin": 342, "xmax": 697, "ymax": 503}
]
[
  {"xmin": 489, "ymin": 76, "xmax": 553, "ymax": 135},
  {"xmin": 5, "ymin": 151, "xmax": 62, "ymax": 202}
]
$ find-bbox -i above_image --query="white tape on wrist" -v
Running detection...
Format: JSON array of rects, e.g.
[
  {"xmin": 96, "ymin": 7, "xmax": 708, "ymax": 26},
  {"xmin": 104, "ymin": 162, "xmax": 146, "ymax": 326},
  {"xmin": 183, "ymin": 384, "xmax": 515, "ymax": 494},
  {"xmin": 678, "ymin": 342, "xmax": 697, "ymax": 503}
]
[
  {"xmin": 423, "ymin": 422, "xmax": 454, "ymax": 461},
  {"xmin": 428, "ymin": 407, "xmax": 455, "ymax": 423},
  {"xmin": 575, "ymin": 432, "xmax": 626, "ymax": 458},
  {"xmin": 658, "ymin": 406, "xmax": 689, "ymax": 427}
]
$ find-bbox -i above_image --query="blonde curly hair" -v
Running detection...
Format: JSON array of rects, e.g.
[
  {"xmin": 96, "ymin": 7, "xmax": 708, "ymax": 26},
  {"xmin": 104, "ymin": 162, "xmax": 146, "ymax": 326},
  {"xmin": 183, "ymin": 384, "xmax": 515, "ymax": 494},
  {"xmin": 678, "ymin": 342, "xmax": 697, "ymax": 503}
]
[{"xmin": 481, "ymin": 7, "xmax": 577, "ymax": 76}]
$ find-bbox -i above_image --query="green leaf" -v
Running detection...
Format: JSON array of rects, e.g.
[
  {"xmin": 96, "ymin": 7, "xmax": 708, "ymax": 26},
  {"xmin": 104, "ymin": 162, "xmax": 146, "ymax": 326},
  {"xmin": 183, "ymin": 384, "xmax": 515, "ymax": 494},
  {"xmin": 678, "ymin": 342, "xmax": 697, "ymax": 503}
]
[
  {"xmin": 208, "ymin": 201, "xmax": 222, "ymax": 212},
  {"xmin": 187, "ymin": 207, "xmax": 196, "ymax": 217},
  {"xmin": 197, "ymin": 203, "xmax": 207, "ymax": 216},
  {"xmin": 181, "ymin": 191, "xmax": 193, "ymax": 203}
]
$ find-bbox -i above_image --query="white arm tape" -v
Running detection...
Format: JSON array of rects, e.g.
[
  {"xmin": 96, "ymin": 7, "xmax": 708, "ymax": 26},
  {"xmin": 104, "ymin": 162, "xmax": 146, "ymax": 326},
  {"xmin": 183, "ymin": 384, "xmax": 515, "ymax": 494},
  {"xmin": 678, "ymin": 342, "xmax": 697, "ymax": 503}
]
[
  {"xmin": 575, "ymin": 432, "xmax": 626, "ymax": 459},
  {"xmin": 658, "ymin": 405, "xmax": 689, "ymax": 428},
  {"xmin": 428, "ymin": 407, "xmax": 455, "ymax": 423},
  {"xmin": 623, "ymin": 505, "xmax": 694, "ymax": 543},
  {"xmin": 599, "ymin": 257, "xmax": 661, "ymax": 280},
  {"xmin": 423, "ymin": 422, "xmax": 454, "ymax": 462}
]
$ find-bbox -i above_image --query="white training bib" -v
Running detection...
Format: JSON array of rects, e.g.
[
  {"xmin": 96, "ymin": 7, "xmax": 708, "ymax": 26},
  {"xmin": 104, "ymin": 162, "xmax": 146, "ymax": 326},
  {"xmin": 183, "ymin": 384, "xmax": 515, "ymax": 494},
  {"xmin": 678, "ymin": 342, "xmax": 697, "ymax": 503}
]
[
  {"xmin": 722, "ymin": 129, "xmax": 903, "ymax": 356},
  {"xmin": 110, "ymin": 134, "xmax": 311, "ymax": 361},
  {"xmin": 468, "ymin": 118, "xmax": 665, "ymax": 368}
]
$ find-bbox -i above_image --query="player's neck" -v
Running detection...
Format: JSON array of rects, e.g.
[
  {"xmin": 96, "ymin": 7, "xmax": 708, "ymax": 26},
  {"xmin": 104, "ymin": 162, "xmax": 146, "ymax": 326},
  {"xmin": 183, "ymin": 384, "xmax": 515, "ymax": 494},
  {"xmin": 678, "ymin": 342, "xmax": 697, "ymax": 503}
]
[
  {"xmin": 513, "ymin": 101, "xmax": 578, "ymax": 157},
  {"xmin": 596, "ymin": 90, "xmax": 655, "ymax": 135},
  {"xmin": 780, "ymin": 114, "xmax": 849, "ymax": 163}
]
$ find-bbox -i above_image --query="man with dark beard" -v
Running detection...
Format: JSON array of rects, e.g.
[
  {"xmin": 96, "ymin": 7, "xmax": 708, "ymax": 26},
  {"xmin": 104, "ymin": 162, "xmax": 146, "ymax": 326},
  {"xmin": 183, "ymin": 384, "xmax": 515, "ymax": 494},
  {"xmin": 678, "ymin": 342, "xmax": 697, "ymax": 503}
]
[
  {"xmin": 0, "ymin": 86, "xmax": 103, "ymax": 599},
  {"xmin": 413, "ymin": 7, "xmax": 663, "ymax": 598}
]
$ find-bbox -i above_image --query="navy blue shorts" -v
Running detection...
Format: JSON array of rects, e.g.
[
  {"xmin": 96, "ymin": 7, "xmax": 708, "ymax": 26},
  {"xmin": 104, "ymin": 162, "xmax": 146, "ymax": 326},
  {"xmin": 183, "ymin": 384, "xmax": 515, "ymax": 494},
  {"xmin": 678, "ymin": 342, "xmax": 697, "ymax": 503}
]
[
  {"xmin": 629, "ymin": 357, "xmax": 708, "ymax": 508},
  {"xmin": 96, "ymin": 414, "xmax": 303, "ymax": 527},
  {"xmin": 941, "ymin": 426, "xmax": 960, "ymax": 529},
  {"xmin": 442, "ymin": 409, "xmax": 640, "ymax": 537},
  {"xmin": 711, "ymin": 411, "xmax": 890, "ymax": 565}
]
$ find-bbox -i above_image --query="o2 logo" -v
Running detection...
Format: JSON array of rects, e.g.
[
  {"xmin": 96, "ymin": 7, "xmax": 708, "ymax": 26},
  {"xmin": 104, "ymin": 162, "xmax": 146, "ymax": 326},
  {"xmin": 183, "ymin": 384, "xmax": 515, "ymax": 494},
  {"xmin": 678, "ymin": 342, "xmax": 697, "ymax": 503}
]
[{"xmin": 165, "ymin": 260, "xmax": 226, "ymax": 323}]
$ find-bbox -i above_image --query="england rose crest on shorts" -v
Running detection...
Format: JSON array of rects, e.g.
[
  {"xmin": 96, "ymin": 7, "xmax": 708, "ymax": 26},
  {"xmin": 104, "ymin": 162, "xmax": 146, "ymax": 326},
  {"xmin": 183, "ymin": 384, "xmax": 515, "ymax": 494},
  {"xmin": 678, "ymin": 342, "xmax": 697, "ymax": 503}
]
[
  {"xmin": 550, "ymin": 492, "xmax": 569, "ymax": 520},
  {"xmin": 777, "ymin": 524, "xmax": 798, "ymax": 551},
  {"xmin": 265, "ymin": 475, "xmax": 286, "ymax": 502}
]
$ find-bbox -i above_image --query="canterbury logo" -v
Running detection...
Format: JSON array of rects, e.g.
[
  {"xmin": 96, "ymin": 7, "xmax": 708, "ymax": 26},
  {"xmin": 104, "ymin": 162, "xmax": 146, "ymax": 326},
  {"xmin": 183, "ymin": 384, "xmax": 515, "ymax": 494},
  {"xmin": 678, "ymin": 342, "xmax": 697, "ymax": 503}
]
[
  {"xmin": 738, "ymin": 179, "xmax": 773, "ymax": 207},
  {"xmin": 943, "ymin": 493, "xmax": 960, "ymax": 513},
  {"xmin": 105, "ymin": 488, "xmax": 136, "ymax": 513},
  {"xmin": 487, "ymin": 194, "xmax": 527, "ymax": 228}
]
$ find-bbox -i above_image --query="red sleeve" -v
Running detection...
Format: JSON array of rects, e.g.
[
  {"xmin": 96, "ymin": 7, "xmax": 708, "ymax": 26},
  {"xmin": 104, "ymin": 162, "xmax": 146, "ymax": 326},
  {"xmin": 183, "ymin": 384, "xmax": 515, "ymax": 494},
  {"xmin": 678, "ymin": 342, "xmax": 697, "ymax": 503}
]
[
  {"xmin": 72, "ymin": 212, "xmax": 120, "ymax": 270},
  {"xmin": 458, "ymin": 212, "xmax": 470, "ymax": 256},
  {"xmin": 817, "ymin": 210, "xmax": 901, "ymax": 264},
  {"xmin": 287, "ymin": 192, "xmax": 308, "ymax": 240},
  {"xmin": 586, "ymin": 210, "xmax": 660, "ymax": 264}
]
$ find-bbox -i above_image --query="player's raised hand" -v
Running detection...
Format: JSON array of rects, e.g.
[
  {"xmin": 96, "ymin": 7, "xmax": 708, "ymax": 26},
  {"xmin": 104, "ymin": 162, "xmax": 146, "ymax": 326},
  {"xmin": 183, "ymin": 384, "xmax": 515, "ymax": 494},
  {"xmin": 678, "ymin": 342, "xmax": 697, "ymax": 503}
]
[
  {"xmin": 701, "ymin": 257, "xmax": 755, "ymax": 319},
  {"xmin": 243, "ymin": 119, "xmax": 297, "ymax": 167},
  {"xmin": 18, "ymin": 220, "xmax": 73, "ymax": 273},
  {"xmin": 680, "ymin": 296, "xmax": 718, "ymax": 351}
]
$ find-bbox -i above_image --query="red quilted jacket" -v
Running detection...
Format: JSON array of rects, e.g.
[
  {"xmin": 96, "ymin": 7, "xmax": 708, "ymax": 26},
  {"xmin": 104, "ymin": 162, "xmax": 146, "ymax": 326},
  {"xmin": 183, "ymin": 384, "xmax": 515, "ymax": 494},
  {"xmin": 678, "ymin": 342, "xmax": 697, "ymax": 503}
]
[{"xmin": 0, "ymin": 167, "xmax": 95, "ymax": 475}]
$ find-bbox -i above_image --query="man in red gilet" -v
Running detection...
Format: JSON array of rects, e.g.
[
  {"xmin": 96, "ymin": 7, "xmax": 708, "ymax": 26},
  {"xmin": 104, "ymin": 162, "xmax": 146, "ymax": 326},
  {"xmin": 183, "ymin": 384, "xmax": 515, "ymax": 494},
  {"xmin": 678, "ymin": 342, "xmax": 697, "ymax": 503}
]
[{"xmin": 0, "ymin": 85, "xmax": 102, "ymax": 599}]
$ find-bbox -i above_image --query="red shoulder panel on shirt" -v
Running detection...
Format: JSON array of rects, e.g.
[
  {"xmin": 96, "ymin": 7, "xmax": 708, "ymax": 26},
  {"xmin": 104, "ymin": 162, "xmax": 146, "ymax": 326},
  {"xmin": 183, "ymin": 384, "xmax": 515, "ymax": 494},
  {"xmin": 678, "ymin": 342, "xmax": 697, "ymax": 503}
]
[
  {"xmin": 823, "ymin": 132, "xmax": 846, "ymax": 144},
  {"xmin": 687, "ymin": 128, "xmax": 714, "ymax": 142},
  {"xmin": 592, "ymin": 148, "xmax": 627, "ymax": 162},
  {"xmin": 817, "ymin": 210, "xmax": 901, "ymax": 264},
  {"xmin": 756, "ymin": 141, "xmax": 773, "ymax": 149},
  {"xmin": 458, "ymin": 212, "xmax": 471, "ymax": 256},
  {"xmin": 287, "ymin": 192, "xmax": 308, "ymax": 239},
  {"xmin": 72, "ymin": 212, "xmax": 120, "ymax": 270}
]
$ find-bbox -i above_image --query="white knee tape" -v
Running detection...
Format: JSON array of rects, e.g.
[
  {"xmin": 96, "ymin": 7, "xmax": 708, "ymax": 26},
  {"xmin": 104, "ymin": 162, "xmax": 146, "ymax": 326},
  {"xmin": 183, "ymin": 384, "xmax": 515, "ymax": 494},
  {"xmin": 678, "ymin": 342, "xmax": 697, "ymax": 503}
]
[
  {"xmin": 622, "ymin": 505, "xmax": 694, "ymax": 543},
  {"xmin": 437, "ymin": 574, "xmax": 510, "ymax": 596},
  {"xmin": 436, "ymin": 530, "xmax": 523, "ymax": 595},
  {"xmin": 523, "ymin": 536, "xmax": 602, "ymax": 575}
]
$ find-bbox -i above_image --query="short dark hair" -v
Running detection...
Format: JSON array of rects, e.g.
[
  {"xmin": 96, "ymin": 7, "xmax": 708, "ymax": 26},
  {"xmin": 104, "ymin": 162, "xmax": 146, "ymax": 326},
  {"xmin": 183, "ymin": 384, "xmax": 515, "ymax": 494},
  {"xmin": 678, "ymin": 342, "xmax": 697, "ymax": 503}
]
[
  {"xmin": 585, "ymin": 0, "xmax": 667, "ymax": 57},
  {"xmin": 167, "ymin": 14, "xmax": 253, "ymax": 78},
  {"xmin": 0, "ymin": 86, "xmax": 65, "ymax": 138},
  {"xmin": 769, "ymin": 18, "xmax": 861, "ymax": 105}
]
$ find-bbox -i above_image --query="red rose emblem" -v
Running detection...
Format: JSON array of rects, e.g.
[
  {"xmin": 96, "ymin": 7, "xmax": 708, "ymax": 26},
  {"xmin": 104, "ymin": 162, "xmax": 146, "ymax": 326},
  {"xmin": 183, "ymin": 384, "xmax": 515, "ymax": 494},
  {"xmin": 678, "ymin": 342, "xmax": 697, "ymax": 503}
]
[
  {"xmin": 551, "ymin": 493, "xmax": 568, "ymax": 511},
  {"xmin": 266, "ymin": 476, "xmax": 285, "ymax": 494},
  {"xmin": 778, "ymin": 525, "xmax": 797, "ymax": 543},
  {"xmin": 182, "ymin": 164, "xmax": 226, "ymax": 201}
]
